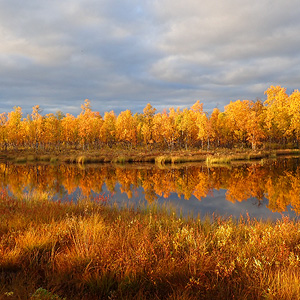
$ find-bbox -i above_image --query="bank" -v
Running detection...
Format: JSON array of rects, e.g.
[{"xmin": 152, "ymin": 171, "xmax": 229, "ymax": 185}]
[{"xmin": 1, "ymin": 148, "xmax": 300, "ymax": 166}]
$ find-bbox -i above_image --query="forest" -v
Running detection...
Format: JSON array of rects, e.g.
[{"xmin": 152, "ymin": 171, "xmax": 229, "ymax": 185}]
[{"xmin": 1, "ymin": 85, "xmax": 300, "ymax": 152}]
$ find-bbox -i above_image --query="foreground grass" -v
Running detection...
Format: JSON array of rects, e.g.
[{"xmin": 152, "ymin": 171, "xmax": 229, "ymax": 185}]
[{"xmin": 1, "ymin": 191, "xmax": 300, "ymax": 299}]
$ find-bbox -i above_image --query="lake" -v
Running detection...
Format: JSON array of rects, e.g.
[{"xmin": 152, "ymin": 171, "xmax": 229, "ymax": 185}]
[{"xmin": 1, "ymin": 157, "xmax": 300, "ymax": 220}]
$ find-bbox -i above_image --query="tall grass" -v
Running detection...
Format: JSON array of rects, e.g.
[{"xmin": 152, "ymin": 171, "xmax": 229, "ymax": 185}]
[
  {"xmin": 5, "ymin": 148, "xmax": 300, "ymax": 167},
  {"xmin": 206, "ymin": 155, "xmax": 232, "ymax": 164},
  {"xmin": 155, "ymin": 155, "xmax": 172, "ymax": 165},
  {"xmin": 1, "ymin": 190, "xmax": 300, "ymax": 299}
]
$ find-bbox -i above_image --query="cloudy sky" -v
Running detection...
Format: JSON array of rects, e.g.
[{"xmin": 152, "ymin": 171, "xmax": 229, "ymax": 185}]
[{"xmin": 1, "ymin": 0, "xmax": 300, "ymax": 116}]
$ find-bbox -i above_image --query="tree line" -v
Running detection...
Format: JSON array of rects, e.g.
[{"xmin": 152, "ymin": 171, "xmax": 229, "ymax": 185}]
[{"xmin": 0, "ymin": 85, "xmax": 299, "ymax": 151}]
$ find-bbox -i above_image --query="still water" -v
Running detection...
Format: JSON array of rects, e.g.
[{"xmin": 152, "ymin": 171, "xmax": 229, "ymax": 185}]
[{"xmin": 1, "ymin": 157, "xmax": 300, "ymax": 220}]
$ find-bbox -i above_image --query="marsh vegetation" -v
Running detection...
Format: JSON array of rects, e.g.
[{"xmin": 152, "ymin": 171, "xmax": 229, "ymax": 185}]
[{"xmin": 1, "ymin": 190, "xmax": 300, "ymax": 299}]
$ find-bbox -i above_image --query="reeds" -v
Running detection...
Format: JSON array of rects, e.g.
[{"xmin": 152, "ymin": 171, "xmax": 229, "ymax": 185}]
[
  {"xmin": 155, "ymin": 155, "xmax": 172, "ymax": 165},
  {"xmin": 1, "ymin": 191, "xmax": 300, "ymax": 299},
  {"xmin": 113, "ymin": 156, "xmax": 134, "ymax": 164},
  {"xmin": 5, "ymin": 148, "xmax": 300, "ymax": 167},
  {"xmin": 14, "ymin": 156, "xmax": 27, "ymax": 163},
  {"xmin": 206, "ymin": 152, "xmax": 273, "ymax": 165},
  {"xmin": 206, "ymin": 155, "xmax": 232, "ymax": 164}
]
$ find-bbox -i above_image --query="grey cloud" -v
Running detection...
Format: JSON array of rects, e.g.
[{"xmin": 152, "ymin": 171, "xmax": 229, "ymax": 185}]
[
  {"xmin": 0, "ymin": 0, "xmax": 300, "ymax": 116},
  {"xmin": 148, "ymin": 0, "xmax": 300, "ymax": 109}
]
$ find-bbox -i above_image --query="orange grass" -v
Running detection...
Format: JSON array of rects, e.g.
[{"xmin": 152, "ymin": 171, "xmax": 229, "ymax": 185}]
[{"xmin": 1, "ymin": 190, "xmax": 300, "ymax": 299}]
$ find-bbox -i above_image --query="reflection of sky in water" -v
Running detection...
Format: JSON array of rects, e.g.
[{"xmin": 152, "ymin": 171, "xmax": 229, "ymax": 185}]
[
  {"xmin": 107, "ymin": 185, "xmax": 299, "ymax": 221},
  {"xmin": 57, "ymin": 183, "xmax": 299, "ymax": 221}
]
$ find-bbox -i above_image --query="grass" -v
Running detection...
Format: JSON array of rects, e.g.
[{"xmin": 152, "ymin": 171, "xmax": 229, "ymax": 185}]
[
  {"xmin": 27, "ymin": 155, "xmax": 36, "ymax": 162},
  {"xmin": 40, "ymin": 155, "xmax": 51, "ymax": 162},
  {"xmin": 50, "ymin": 156, "xmax": 59, "ymax": 164},
  {"xmin": 113, "ymin": 156, "xmax": 135, "ymax": 164},
  {"xmin": 155, "ymin": 155, "xmax": 172, "ymax": 165},
  {"xmin": 2, "ymin": 147, "xmax": 300, "ymax": 166},
  {"xmin": 205, "ymin": 150, "xmax": 296, "ymax": 165},
  {"xmin": 14, "ymin": 156, "xmax": 27, "ymax": 163},
  {"xmin": 206, "ymin": 155, "xmax": 232, "ymax": 165},
  {"xmin": 1, "ymin": 190, "xmax": 300, "ymax": 299}
]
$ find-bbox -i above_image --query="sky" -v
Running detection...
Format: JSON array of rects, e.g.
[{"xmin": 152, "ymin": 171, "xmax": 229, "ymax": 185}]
[{"xmin": 1, "ymin": 0, "xmax": 300, "ymax": 116}]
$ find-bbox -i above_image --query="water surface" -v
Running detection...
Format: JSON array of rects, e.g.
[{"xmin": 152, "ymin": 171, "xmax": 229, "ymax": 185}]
[{"xmin": 2, "ymin": 157, "xmax": 300, "ymax": 220}]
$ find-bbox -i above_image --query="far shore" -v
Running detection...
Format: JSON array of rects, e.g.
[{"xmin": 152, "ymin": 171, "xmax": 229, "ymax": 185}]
[{"xmin": 0, "ymin": 147, "xmax": 300, "ymax": 165}]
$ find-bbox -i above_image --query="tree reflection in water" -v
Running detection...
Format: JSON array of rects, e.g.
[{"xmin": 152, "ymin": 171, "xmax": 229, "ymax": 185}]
[{"xmin": 1, "ymin": 158, "xmax": 300, "ymax": 216}]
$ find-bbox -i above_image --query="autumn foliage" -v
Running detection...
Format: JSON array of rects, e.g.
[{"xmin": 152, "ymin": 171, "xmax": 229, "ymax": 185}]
[{"xmin": 1, "ymin": 85, "xmax": 300, "ymax": 151}]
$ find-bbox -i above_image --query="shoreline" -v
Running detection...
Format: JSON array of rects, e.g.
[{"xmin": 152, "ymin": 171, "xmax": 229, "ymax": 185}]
[{"xmin": 0, "ymin": 148, "xmax": 300, "ymax": 165}]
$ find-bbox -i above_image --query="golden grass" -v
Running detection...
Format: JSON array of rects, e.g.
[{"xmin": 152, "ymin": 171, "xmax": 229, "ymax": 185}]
[
  {"xmin": 14, "ymin": 156, "xmax": 27, "ymax": 163},
  {"xmin": 113, "ymin": 156, "xmax": 134, "ymax": 164},
  {"xmin": 3, "ymin": 148, "xmax": 300, "ymax": 166},
  {"xmin": 39, "ymin": 155, "xmax": 51, "ymax": 161},
  {"xmin": 275, "ymin": 149, "xmax": 300, "ymax": 156},
  {"xmin": 155, "ymin": 155, "xmax": 172, "ymax": 165},
  {"xmin": 26, "ymin": 155, "xmax": 36, "ymax": 162},
  {"xmin": 1, "ymin": 191, "xmax": 300, "ymax": 299},
  {"xmin": 206, "ymin": 155, "xmax": 232, "ymax": 164}
]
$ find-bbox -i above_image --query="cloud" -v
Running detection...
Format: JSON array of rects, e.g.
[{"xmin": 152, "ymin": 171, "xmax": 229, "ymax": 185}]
[
  {"xmin": 0, "ymin": 0, "xmax": 300, "ymax": 115},
  {"xmin": 149, "ymin": 0, "xmax": 300, "ymax": 106}
]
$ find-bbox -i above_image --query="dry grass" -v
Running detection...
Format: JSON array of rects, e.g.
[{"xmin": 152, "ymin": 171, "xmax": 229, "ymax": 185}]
[
  {"xmin": 206, "ymin": 155, "xmax": 232, "ymax": 164},
  {"xmin": 1, "ymin": 191, "xmax": 300, "ymax": 299},
  {"xmin": 2, "ymin": 148, "xmax": 300, "ymax": 167},
  {"xmin": 155, "ymin": 155, "xmax": 172, "ymax": 165}
]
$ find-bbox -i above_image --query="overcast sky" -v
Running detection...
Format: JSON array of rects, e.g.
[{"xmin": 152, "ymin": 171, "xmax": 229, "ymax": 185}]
[{"xmin": 1, "ymin": 0, "xmax": 300, "ymax": 116}]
